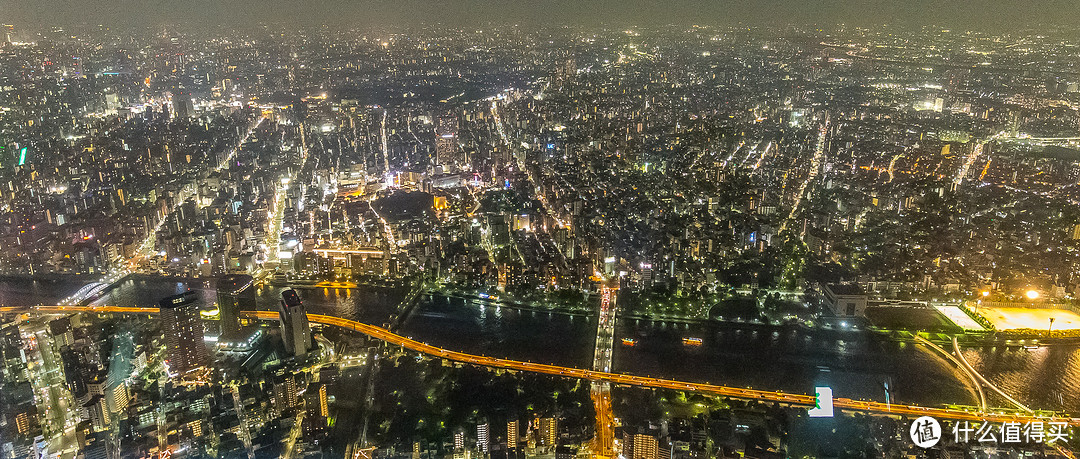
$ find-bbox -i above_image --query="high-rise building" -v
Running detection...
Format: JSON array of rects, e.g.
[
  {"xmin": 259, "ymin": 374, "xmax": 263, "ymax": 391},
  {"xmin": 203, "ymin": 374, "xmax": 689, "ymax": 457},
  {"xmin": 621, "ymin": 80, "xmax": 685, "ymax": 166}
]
[
  {"xmin": 476, "ymin": 423, "xmax": 490, "ymax": 453},
  {"xmin": 84, "ymin": 395, "xmax": 110, "ymax": 432},
  {"xmin": 14, "ymin": 411, "xmax": 29, "ymax": 436},
  {"xmin": 279, "ymin": 289, "xmax": 311, "ymax": 356},
  {"xmin": 48, "ymin": 317, "xmax": 74, "ymax": 347},
  {"xmin": 272, "ymin": 373, "xmax": 299, "ymax": 414},
  {"xmin": 108, "ymin": 384, "xmax": 129, "ymax": 415},
  {"xmin": 318, "ymin": 383, "xmax": 329, "ymax": 417},
  {"xmin": 435, "ymin": 114, "xmax": 461, "ymax": 168},
  {"xmin": 159, "ymin": 291, "xmax": 206, "ymax": 376},
  {"xmin": 507, "ymin": 419, "xmax": 519, "ymax": 449},
  {"xmin": 293, "ymin": 251, "xmax": 331, "ymax": 276},
  {"xmin": 624, "ymin": 433, "xmax": 659, "ymax": 459},
  {"xmin": 60, "ymin": 348, "xmax": 88, "ymax": 398},
  {"xmin": 304, "ymin": 382, "xmax": 330, "ymax": 426},
  {"xmin": 555, "ymin": 58, "xmax": 575, "ymax": 79},
  {"xmin": 454, "ymin": 431, "xmax": 465, "ymax": 450},
  {"xmin": 538, "ymin": 417, "xmax": 557, "ymax": 447},
  {"xmin": 216, "ymin": 274, "xmax": 255, "ymax": 340},
  {"xmin": 82, "ymin": 432, "xmax": 109, "ymax": 459},
  {"xmin": 171, "ymin": 91, "xmax": 193, "ymax": 119}
]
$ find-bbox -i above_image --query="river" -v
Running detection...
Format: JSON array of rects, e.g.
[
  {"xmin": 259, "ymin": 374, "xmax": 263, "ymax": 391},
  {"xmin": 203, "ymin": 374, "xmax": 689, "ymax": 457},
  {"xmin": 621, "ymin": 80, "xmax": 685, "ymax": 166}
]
[
  {"xmin": 5, "ymin": 276, "xmax": 1078, "ymax": 412},
  {"xmin": 962, "ymin": 344, "xmax": 1080, "ymax": 413}
]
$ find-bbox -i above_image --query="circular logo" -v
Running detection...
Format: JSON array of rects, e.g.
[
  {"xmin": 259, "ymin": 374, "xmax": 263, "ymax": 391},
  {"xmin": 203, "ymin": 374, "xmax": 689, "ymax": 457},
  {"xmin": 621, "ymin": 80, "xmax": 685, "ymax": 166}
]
[{"xmin": 909, "ymin": 416, "xmax": 942, "ymax": 448}]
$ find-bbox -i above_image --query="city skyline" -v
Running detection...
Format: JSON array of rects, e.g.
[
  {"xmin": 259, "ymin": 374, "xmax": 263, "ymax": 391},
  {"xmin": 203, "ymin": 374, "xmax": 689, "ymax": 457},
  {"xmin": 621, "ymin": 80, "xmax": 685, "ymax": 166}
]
[{"xmin": 2, "ymin": 19, "xmax": 1080, "ymax": 459}]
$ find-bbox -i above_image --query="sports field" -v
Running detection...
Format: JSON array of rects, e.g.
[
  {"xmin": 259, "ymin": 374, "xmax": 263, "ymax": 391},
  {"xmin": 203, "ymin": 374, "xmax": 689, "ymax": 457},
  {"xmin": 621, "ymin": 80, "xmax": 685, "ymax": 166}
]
[
  {"xmin": 978, "ymin": 307, "xmax": 1080, "ymax": 331},
  {"xmin": 865, "ymin": 306, "xmax": 957, "ymax": 331},
  {"xmin": 934, "ymin": 305, "xmax": 986, "ymax": 331}
]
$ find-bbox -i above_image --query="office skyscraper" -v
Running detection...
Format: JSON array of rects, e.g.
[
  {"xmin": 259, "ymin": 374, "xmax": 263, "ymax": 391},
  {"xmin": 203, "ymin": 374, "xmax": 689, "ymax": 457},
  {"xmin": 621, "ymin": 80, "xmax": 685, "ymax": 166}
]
[
  {"xmin": 279, "ymin": 288, "xmax": 311, "ymax": 356},
  {"xmin": 216, "ymin": 274, "xmax": 255, "ymax": 340},
  {"xmin": 159, "ymin": 291, "xmax": 206, "ymax": 376}
]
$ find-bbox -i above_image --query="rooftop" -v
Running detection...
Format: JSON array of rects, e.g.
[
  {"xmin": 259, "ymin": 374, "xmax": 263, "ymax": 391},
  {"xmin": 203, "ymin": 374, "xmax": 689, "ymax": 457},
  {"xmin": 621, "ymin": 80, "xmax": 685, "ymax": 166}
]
[{"xmin": 825, "ymin": 283, "xmax": 865, "ymax": 296}]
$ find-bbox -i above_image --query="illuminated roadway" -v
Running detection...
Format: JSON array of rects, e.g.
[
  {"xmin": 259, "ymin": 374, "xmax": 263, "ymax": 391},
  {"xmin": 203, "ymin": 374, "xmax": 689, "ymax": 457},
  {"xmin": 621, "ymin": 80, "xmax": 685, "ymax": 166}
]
[
  {"xmin": 591, "ymin": 287, "xmax": 616, "ymax": 457},
  {"xmin": 4, "ymin": 305, "xmax": 1080, "ymax": 428},
  {"xmin": 779, "ymin": 120, "xmax": 827, "ymax": 233}
]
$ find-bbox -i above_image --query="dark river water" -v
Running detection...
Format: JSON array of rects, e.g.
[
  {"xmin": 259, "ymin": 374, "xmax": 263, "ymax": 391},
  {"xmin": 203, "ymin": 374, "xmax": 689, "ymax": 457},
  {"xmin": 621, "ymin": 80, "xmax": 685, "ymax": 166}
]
[
  {"xmin": 397, "ymin": 294, "xmax": 597, "ymax": 368},
  {"xmin": 76, "ymin": 275, "xmax": 408, "ymax": 325},
  {"xmin": 962, "ymin": 344, "xmax": 1080, "ymax": 413},
  {"xmin": 7, "ymin": 276, "xmax": 1079, "ymax": 412},
  {"xmin": 612, "ymin": 318, "xmax": 977, "ymax": 408},
  {"xmin": 0, "ymin": 276, "xmax": 99, "ymax": 306}
]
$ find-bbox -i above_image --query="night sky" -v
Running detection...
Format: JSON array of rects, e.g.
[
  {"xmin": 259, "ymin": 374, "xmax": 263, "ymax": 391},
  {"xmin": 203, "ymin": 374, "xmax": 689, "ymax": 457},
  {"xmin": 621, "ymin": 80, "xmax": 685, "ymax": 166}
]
[{"xmin": 2, "ymin": 0, "xmax": 1080, "ymax": 30}]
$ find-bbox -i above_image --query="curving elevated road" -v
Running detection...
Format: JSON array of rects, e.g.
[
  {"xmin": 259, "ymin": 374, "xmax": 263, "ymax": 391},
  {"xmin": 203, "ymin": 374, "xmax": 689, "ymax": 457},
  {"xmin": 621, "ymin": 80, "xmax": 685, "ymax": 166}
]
[{"xmin": 3, "ymin": 304, "xmax": 1079, "ymax": 427}]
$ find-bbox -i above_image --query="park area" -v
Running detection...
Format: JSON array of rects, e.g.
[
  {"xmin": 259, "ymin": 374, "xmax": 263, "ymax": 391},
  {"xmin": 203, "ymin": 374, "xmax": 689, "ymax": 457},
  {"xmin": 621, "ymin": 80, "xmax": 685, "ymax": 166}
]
[
  {"xmin": 864, "ymin": 306, "xmax": 960, "ymax": 332},
  {"xmin": 977, "ymin": 306, "xmax": 1080, "ymax": 331}
]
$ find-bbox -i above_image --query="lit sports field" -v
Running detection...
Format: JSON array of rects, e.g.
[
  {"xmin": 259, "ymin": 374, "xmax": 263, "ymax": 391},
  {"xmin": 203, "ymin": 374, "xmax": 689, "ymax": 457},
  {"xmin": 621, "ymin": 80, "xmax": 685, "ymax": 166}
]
[
  {"xmin": 934, "ymin": 305, "xmax": 986, "ymax": 331},
  {"xmin": 978, "ymin": 307, "xmax": 1080, "ymax": 330}
]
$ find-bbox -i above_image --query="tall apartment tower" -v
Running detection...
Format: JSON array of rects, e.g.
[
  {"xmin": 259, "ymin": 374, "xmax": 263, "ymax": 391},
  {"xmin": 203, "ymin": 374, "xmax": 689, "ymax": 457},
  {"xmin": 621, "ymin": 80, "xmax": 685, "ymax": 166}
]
[
  {"xmin": 279, "ymin": 288, "xmax": 311, "ymax": 356},
  {"xmin": 538, "ymin": 417, "xmax": 557, "ymax": 447},
  {"xmin": 476, "ymin": 422, "xmax": 490, "ymax": 453},
  {"xmin": 159, "ymin": 291, "xmax": 207, "ymax": 376},
  {"xmin": 507, "ymin": 419, "xmax": 519, "ymax": 450}
]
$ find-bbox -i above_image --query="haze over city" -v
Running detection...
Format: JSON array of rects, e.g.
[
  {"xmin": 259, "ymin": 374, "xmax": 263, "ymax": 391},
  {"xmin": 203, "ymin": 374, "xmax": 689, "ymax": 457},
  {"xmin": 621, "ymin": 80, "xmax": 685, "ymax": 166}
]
[{"xmin": 5, "ymin": 0, "xmax": 1080, "ymax": 29}]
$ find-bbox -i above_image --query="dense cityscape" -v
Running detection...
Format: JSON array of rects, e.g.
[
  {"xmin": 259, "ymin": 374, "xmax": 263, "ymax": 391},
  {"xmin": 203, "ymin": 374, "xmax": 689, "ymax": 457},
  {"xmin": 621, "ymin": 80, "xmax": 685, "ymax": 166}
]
[{"xmin": 1, "ymin": 17, "xmax": 1080, "ymax": 459}]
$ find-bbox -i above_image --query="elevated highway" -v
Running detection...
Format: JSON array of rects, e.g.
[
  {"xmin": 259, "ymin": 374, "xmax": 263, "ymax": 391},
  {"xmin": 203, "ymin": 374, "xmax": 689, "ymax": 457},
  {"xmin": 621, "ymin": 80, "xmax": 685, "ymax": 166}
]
[{"xmin": 4, "ymin": 304, "xmax": 1078, "ymax": 427}]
